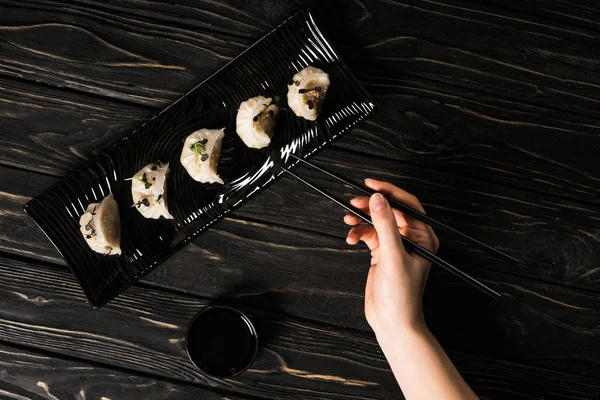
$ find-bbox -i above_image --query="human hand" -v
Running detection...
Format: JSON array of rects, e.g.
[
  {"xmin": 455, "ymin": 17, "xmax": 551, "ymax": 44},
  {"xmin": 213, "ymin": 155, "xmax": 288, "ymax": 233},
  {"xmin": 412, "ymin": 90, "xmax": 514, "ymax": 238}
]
[{"xmin": 344, "ymin": 179, "xmax": 439, "ymax": 339}]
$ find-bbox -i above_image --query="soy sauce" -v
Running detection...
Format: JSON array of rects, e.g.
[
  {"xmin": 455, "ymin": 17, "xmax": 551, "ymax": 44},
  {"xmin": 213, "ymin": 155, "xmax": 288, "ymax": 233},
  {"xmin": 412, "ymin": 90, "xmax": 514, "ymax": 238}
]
[{"xmin": 186, "ymin": 306, "xmax": 258, "ymax": 377}]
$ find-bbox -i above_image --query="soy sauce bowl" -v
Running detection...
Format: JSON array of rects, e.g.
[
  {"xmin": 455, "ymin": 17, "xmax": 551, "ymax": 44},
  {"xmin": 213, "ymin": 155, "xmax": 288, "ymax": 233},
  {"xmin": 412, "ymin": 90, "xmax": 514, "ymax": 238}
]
[{"xmin": 186, "ymin": 305, "xmax": 258, "ymax": 378}]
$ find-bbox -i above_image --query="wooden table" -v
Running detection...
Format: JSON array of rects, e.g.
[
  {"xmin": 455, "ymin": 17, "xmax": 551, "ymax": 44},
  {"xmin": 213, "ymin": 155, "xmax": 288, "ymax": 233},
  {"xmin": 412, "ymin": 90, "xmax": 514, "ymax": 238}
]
[{"xmin": 1, "ymin": 1, "xmax": 599, "ymax": 399}]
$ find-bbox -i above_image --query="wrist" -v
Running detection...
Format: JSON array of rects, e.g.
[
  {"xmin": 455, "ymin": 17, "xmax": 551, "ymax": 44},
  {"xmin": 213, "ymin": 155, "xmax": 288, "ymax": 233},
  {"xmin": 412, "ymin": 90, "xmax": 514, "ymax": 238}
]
[{"xmin": 374, "ymin": 319, "xmax": 430, "ymax": 352}]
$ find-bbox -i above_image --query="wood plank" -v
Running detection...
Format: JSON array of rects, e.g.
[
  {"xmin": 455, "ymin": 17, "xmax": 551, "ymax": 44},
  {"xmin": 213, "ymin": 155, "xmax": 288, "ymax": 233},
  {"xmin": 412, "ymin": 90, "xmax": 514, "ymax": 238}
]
[
  {"xmin": 320, "ymin": 0, "xmax": 600, "ymax": 203},
  {"xmin": 3, "ymin": 0, "xmax": 598, "ymax": 115},
  {"xmin": 0, "ymin": 0, "xmax": 599, "ymax": 205},
  {"xmin": 0, "ymin": 254, "xmax": 396, "ymax": 400},
  {"xmin": 0, "ymin": 0, "xmax": 252, "ymax": 106},
  {"xmin": 239, "ymin": 148, "xmax": 600, "ymax": 291},
  {"xmin": 2, "ymin": 0, "xmax": 599, "ymax": 396},
  {"xmin": 0, "ymin": 254, "xmax": 599, "ymax": 400},
  {"xmin": 1, "ymin": 67, "xmax": 600, "ymax": 217},
  {"xmin": 0, "ymin": 343, "xmax": 249, "ymax": 400},
  {"xmin": 2, "ymin": 0, "xmax": 600, "ymax": 391},
  {"xmin": 2, "ymin": 164, "xmax": 600, "ymax": 378},
  {"xmin": 0, "ymin": 66, "xmax": 600, "ymax": 222},
  {"xmin": 4, "ymin": 147, "xmax": 599, "ymax": 294},
  {"xmin": 0, "ymin": 76, "xmax": 598, "ymax": 212},
  {"xmin": 333, "ymin": 0, "xmax": 600, "ymax": 119},
  {"xmin": 3, "ymin": 0, "xmax": 600, "ymax": 108},
  {"xmin": 341, "ymin": 76, "xmax": 600, "ymax": 206},
  {"xmin": 0, "ymin": 76, "xmax": 154, "ymax": 175},
  {"xmin": 323, "ymin": 0, "xmax": 600, "ymax": 204},
  {"xmin": 498, "ymin": 0, "xmax": 600, "ymax": 31}
]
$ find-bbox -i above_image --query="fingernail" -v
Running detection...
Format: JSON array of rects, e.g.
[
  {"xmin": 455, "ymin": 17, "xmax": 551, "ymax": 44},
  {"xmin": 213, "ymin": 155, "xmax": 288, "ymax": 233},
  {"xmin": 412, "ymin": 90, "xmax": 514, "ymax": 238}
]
[{"xmin": 370, "ymin": 193, "xmax": 387, "ymax": 212}]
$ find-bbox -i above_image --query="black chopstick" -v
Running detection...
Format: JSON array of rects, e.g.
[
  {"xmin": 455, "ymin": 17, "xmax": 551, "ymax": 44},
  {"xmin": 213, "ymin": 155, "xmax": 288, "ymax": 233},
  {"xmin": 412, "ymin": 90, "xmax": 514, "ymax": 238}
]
[
  {"xmin": 282, "ymin": 167, "xmax": 502, "ymax": 300},
  {"xmin": 289, "ymin": 154, "xmax": 518, "ymax": 263}
]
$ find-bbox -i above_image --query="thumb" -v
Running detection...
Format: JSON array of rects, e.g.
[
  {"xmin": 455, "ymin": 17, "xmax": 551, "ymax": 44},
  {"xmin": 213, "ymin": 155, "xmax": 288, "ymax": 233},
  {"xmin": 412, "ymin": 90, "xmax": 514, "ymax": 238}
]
[{"xmin": 369, "ymin": 193, "xmax": 404, "ymax": 254}]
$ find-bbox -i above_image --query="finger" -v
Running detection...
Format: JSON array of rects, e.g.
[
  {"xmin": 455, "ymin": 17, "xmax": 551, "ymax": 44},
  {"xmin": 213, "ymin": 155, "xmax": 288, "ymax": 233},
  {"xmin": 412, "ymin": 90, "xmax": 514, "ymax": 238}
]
[
  {"xmin": 369, "ymin": 193, "xmax": 404, "ymax": 255},
  {"xmin": 343, "ymin": 213, "xmax": 361, "ymax": 226},
  {"xmin": 350, "ymin": 196, "xmax": 408, "ymax": 228},
  {"xmin": 346, "ymin": 225, "xmax": 379, "ymax": 251},
  {"xmin": 400, "ymin": 226, "xmax": 438, "ymax": 254},
  {"xmin": 346, "ymin": 224, "xmax": 381, "ymax": 265},
  {"xmin": 365, "ymin": 179, "xmax": 430, "ymax": 230},
  {"xmin": 350, "ymin": 196, "xmax": 370, "ymax": 211},
  {"xmin": 365, "ymin": 179, "xmax": 426, "ymax": 213},
  {"xmin": 429, "ymin": 226, "xmax": 440, "ymax": 253},
  {"xmin": 369, "ymin": 248, "xmax": 380, "ymax": 267},
  {"xmin": 392, "ymin": 209, "xmax": 408, "ymax": 229}
]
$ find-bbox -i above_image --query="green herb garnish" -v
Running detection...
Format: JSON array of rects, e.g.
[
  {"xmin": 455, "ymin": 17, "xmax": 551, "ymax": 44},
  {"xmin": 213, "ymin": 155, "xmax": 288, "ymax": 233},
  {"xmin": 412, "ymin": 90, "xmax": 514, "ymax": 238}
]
[
  {"xmin": 125, "ymin": 176, "xmax": 152, "ymax": 190},
  {"xmin": 190, "ymin": 142, "xmax": 206, "ymax": 162}
]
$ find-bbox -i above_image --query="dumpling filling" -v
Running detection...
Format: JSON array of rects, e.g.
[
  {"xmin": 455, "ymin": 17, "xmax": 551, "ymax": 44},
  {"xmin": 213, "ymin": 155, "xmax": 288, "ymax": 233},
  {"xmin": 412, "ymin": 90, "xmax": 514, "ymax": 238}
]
[
  {"xmin": 128, "ymin": 161, "xmax": 173, "ymax": 219},
  {"xmin": 236, "ymin": 96, "xmax": 278, "ymax": 149},
  {"xmin": 79, "ymin": 193, "xmax": 122, "ymax": 256},
  {"xmin": 180, "ymin": 128, "xmax": 225, "ymax": 184},
  {"xmin": 287, "ymin": 66, "xmax": 330, "ymax": 121}
]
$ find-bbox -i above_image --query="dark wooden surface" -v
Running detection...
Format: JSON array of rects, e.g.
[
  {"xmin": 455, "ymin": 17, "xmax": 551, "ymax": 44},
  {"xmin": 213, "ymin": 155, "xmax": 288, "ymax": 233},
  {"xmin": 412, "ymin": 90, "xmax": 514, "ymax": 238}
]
[{"xmin": 1, "ymin": 0, "xmax": 599, "ymax": 399}]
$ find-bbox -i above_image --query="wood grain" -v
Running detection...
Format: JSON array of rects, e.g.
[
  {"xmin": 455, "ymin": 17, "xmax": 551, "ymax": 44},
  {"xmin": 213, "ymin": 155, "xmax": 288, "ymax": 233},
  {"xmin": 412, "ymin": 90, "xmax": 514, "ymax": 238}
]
[
  {"xmin": 0, "ymin": 343, "xmax": 249, "ymax": 400},
  {"xmin": 0, "ymin": 254, "xmax": 599, "ymax": 400},
  {"xmin": 2, "ymin": 164, "xmax": 600, "ymax": 378},
  {"xmin": 4, "ymin": 148, "xmax": 600, "ymax": 293},
  {"xmin": 1, "ymin": 0, "xmax": 600, "ymax": 396},
  {"xmin": 314, "ymin": 0, "xmax": 600, "ymax": 203},
  {"xmin": 0, "ymin": 0, "xmax": 251, "ymax": 106},
  {"xmin": 0, "ymin": 254, "xmax": 397, "ymax": 400},
  {"xmin": 0, "ymin": 75, "xmax": 153, "ymax": 175},
  {"xmin": 0, "ymin": 0, "xmax": 599, "ymax": 204},
  {"xmin": 241, "ymin": 148, "xmax": 600, "ymax": 290},
  {"xmin": 336, "ymin": 0, "xmax": 600, "ymax": 118},
  {"xmin": 340, "ymin": 77, "xmax": 600, "ymax": 206}
]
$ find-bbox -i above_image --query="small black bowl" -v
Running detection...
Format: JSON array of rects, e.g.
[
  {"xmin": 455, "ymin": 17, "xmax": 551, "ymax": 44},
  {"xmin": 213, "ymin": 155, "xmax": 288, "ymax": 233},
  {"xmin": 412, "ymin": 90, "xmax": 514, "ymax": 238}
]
[{"xmin": 186, "ymin": 305, "xmax": 258, "ymax": 377}]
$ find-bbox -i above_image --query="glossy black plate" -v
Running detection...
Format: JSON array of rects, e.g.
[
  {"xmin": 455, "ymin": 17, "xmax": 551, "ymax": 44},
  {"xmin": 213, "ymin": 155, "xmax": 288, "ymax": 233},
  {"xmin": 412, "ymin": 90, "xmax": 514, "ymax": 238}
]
[{"xmin": 24, "ymin": 10, "xmax": 376, "ymax": 308}]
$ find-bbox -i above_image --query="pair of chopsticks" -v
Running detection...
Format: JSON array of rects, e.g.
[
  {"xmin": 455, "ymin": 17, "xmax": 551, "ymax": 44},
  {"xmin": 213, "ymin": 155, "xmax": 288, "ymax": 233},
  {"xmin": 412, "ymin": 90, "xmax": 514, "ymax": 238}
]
[{"xmin": 283, "ymin": 154, "xmax": 516, "ymax": 300}]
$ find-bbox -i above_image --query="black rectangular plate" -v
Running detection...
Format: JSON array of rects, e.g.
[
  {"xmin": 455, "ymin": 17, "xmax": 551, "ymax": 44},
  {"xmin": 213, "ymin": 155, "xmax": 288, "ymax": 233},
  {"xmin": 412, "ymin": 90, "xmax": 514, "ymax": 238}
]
[{"xmin": 24, "ymin": 10, "xmax": 376, "ymax": 308}]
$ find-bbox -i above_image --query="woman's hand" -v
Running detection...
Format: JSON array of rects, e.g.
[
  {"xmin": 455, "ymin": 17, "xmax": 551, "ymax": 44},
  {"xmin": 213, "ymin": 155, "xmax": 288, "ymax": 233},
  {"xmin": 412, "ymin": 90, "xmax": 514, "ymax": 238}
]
[
  {"xmin": 345, "ymin": 181, "xmax": 479, "ymax": 399},
  {"xmin": 344, "ymin": 179, "xmax": 439, "ymax": 339}
]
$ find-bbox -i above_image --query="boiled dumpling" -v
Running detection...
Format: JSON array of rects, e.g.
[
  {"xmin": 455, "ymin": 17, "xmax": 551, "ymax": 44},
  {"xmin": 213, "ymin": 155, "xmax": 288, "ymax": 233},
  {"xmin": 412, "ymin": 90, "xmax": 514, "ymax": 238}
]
[
  {"xmin": 287, "ymin": 66, "xmax": 330, "ymax": 121},
  {"xmin": 79, "ymin": 193, "xmax": 122, "ymax": 256},
  {"xmin": 180, "ymin": 128, "xmax": 225, "ymax": 184},
  {"xmin": 236, "ymin": 96, "xmax": 278, "ymax": 149},
  {"xmin": 128, "ymin": 161, "xmax": 173, "ymax": 219}
]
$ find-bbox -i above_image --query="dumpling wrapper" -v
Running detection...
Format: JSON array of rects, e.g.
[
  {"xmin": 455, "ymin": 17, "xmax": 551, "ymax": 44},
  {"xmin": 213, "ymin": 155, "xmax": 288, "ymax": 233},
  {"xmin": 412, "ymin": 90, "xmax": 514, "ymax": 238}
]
[
  {"xmin": 180, "ymin": 128, "xmax": 225, "ymax": 184},
  {"xmin": 287, "ymin": 66, "xmax": 330, "ymax": 121},
  {"xmin": 79, "ymin": 193, "xmax": 122, "ymax": 256},
  {"xmin": 130, "ymin": 161, "xmax": 173, "ymax": 219},
  {"xmin": 236, "ymin": 96, "xmax": 278, "ymax": 149}
]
